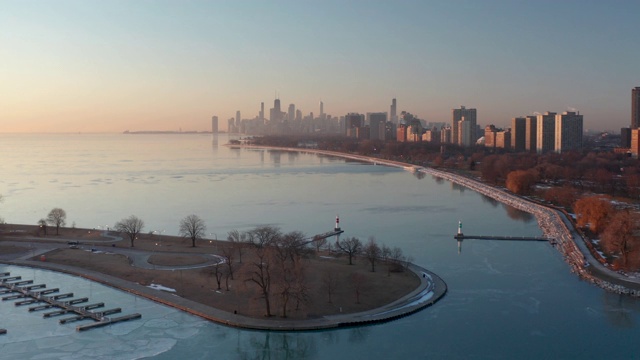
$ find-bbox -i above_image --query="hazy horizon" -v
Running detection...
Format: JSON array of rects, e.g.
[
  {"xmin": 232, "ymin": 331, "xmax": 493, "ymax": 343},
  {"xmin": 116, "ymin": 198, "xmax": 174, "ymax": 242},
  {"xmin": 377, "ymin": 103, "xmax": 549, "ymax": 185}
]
[{"xmin": 2, "ymin": 1, "xmax": 639, "ymax": 133}]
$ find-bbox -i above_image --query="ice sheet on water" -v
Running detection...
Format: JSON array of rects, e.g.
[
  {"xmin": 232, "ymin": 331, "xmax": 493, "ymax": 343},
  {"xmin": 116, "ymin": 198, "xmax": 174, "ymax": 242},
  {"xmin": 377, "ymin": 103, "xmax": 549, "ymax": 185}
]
[{"xmin": 143, "ymin": 318, "xmax": 179, "ymax": 329}]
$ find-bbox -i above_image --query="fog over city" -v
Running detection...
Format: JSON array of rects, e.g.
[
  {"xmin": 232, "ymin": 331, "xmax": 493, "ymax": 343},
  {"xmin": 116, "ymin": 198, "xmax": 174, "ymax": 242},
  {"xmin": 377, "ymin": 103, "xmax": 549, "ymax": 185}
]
[{"xmin": 2, "ymin": 1, "xmax": 639, "ymax": 133}]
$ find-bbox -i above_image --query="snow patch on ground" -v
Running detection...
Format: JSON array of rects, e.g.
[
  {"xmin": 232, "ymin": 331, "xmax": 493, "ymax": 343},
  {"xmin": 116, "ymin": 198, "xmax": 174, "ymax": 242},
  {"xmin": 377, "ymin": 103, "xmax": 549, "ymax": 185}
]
[{"xmin": 148, "ymin": 284, "xmax": 176, "ymax": 292}]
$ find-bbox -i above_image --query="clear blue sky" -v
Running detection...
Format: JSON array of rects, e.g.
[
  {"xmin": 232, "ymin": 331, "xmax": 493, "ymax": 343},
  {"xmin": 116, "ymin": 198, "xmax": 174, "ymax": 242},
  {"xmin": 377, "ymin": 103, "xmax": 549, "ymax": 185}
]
[{"xmin": 1, "ymin": 0, "xmax": 638, "ymax": 132}]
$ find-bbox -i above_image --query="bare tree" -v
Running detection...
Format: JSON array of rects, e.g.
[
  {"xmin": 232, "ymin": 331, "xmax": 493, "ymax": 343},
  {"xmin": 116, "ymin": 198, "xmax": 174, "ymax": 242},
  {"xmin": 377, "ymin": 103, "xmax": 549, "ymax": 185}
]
[
  {"xmin": 313, "ymin": 236, "xmax": 327, "ymax": 253},
  {"xmin": 245, "ymin": 247, "xmax": 274, "ymax": 317},
  {"xmin": 387, "ymin": 246, "xmax": 406, "ymax": 273},
  {"xmin": 221, "ymin": 245, "xmax": 235, "ymax": 280},
  {"xmin": 114, "ymin": 215, "xmax": 145, "ymax": 247},
  {"xmin": 227, "ymin": 229, "xmax": 245, "ymax": 263},
  {"xmin": 363, "ymin": 237, "xmax": 382, "ymax": 272},
  {"xmin": 38, "ymin": 218, "xmax": 48, "ymax": 236},
  {"xmin": 179, "ymin": 214, "xmax": 206, "ymax": 247},
  {"xmin": 321, "ymin": 270, "xmax": 339, "ymax": 303},
  {"xmin": 46, "ymin": 208, "xmax": 66, "ymax": 235},
  {"xmin": 336, "ymin": 237, "xmax": 362, "ymax": 265},
  {"xmin": 212, "ymin": 263, "xmax": 225, "ymax": 290},
  {"xmin": 248, "ymin": 225, "xmax": 281, "ymax": 248}
]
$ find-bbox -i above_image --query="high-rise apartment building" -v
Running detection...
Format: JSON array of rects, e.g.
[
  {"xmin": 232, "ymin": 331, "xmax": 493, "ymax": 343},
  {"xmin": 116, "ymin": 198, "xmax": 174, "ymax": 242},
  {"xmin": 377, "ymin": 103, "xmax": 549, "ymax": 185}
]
[
  {"xmin": 496, "ymin": 129, "xmax": 511, "ymax": 150},
  {"xmin": 320, "ymin": 101, "xmax": 325, "ymax": 121},
  {"xmin": 235, "ymin": 111, "xmax": 241, "ymax": 128},
  {"xmin": 458, "ymin": 117, "xmax": 474, "ymax": 147},
  {"xmin": 633, "ymin": 87, "xmax": 640, "ymax": 129},
  {"xmin": 525, "ymin": 116, "xmax": 537, "ymax": 152},
  {"xmin": 536, "ymin": 112, "xmax": 556, "ymax": 154},
  {"xmin": 452, "ymin": 106, "xmax": 477, "ymax": 146},
  {"xmin": 511, "ymin": 117, "xmax": 526, "ymax": 152},
  {"xmin": 390, "ymin": 98, "xmax": 397, "ymax": 124},
  {"xmin": 555, "ymin": 111, "xmax": 583, "ymax": 153},
  {"xmin": 484, "ymin": 125, "xmax": 497, "ymax": 149}
]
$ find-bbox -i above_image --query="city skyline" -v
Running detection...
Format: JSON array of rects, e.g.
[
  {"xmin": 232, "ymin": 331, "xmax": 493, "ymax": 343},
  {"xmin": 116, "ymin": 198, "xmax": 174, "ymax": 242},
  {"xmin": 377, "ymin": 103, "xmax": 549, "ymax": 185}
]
[{"xmin": 2, "ymin": 1, "xmax": 639, "ymax": 133}]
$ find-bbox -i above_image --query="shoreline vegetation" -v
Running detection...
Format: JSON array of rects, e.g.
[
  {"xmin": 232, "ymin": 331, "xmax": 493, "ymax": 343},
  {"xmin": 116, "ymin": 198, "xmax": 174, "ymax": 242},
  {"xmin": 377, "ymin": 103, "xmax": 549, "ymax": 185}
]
[{"xmin": 231, "ymin": 143, "xmax": 640, "ymax": 296}]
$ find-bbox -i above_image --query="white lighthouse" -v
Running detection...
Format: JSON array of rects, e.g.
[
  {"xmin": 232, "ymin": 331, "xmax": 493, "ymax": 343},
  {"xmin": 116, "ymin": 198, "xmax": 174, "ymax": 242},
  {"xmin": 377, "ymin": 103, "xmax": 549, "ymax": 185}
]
[{"xmin": 335, "ymin": 215, "xmax": 341, "ymax": 232}]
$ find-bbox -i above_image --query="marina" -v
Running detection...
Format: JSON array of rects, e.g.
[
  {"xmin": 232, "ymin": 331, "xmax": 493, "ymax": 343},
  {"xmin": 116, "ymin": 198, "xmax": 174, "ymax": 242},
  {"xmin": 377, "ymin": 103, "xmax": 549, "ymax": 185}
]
[{"xmin": 0, "ymin": 272, "xmax": 141, "ymax": 332}]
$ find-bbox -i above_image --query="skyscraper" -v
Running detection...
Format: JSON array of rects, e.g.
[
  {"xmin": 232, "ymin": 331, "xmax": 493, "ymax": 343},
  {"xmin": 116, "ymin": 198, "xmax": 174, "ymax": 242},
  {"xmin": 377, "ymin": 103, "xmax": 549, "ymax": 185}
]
[
  {"xmin": 632, "ymin": 87, "xmax": 640, "ymax": 129},
  {"xmin": 270, "ymin": 98, "xmax": 282, "ymax": 123},
  {"xmin": 390, "ymin": 98, "xmax": 397, "ymax": 124},
  {"xmin": 320, "ymin": 101, "xmax": 324, "ymax": 121},
  {"xmin": 554, "ymin": 111, "xmax": 583, "ymax": 153},
  {"xmin": 511, "ymin": 117, "xmax": 526, "ymax": 152},
  {"xmin": 368, "ymin": 112, "xmax": 387, "ymax": 141},
  {"xmin": 211, "ymin": 116, "xmax": 218, "ymax": 134},
  {"xmin": 525, "ymin": 116, "xmax": 537, "ymax": 152},
  {"xmin": 452, "ymin": 106, "xmax": 477, "ymax": 146},
  {"xmin": 536, "ymin": 112, "xmax": 556, "ymax": 154},
  {"xmin": 288, "ymin": 104, "xmax": 295, "ymax": 122},
  {"xmin": 259, "ymin": 102, "xmax": 264, "ymax": 123},
  {"xmin": 235, "ymin": 111, "xmax": 241, "ymax": 128}
]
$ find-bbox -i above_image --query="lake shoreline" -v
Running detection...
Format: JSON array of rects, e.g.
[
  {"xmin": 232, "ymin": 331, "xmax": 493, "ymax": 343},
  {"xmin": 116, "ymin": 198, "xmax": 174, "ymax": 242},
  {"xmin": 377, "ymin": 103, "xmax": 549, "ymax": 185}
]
[{"xmin": 232, "ymin": 144, "xmax": 640, "ymax": 296}]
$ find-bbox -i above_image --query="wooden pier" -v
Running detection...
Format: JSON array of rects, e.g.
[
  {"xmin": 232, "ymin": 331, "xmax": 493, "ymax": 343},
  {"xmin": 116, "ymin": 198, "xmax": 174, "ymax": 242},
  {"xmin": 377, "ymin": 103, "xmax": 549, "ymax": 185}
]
[{"xmin": 0, "ymin": 272, "xmax": 141, "ymax": 332}]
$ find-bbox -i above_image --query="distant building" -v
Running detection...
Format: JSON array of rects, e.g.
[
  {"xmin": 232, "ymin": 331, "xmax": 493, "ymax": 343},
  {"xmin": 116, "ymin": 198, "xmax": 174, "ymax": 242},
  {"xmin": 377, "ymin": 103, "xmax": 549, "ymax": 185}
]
[
  {"xmin": 484, "ymin": 125, "xmax": 497, "ymax": 149},
  {"xmin": 554, "ymin": 111, "xmax": 583, "ymax": 153},
  {"xmin": 345, "ymin": 113, "xmax": 364, "ymax": 138},
  {"xmin": 368, "ymin": 112, "xmax": 387, "ymax": 141},
  {"xmin": 622, "ymin": 127, "xmax": 632, "ymax": 148},
  {"xmin": 423, "ymin": 127, "xmax": 440, "ymax": 143},
  {"xmin": 288, "ymin": 104, "xmax": 295, "ymax": 122},
  {"xmin": 211, "ymin": 116, "xmax": 219, "ymax": 133},
  {"xmin": 511, "ymin": 117, "xmax": 526, "ymax": 152},
  {"xmin": 536, "ymin": 112, "xmax": 556, "ymax": 154},
  {"xmin": 631, "ymin": 129, "xmax": 640, "ymax": 157},
  {"xmin": 390, "ymin": 98, "xmax": 397, "ymax": 124},
  {"xmin": 633, "ymin": 87, "xmax": 640, "ymax": 129},
  {"xmin": 496, "ymin": 129, "xmax": 511, "ymax": 150},
  {"xmin": 440, "ymin": 126, "xmax": 452, "ymax": 144},
  {"xmin": 452, "ymin": 106, "xmax": 477, "ymax": 146},
  {"xmin": 270, "ymin": 98, "xmax": 282, "ymax": 123},
  {"xmin": 458, "ymin": 117, "xmax": 474, "ymax": 147},
  {"xmin": 525, "ymin": 116, "xmax": 537, "ymax": 152},
  {"xmin": 235, "ymin": 111, "xmax": 241, "ymax": 128},
  {"xmin": 260, "ymin": 102, "xmax": 265, "ymax": 123}
]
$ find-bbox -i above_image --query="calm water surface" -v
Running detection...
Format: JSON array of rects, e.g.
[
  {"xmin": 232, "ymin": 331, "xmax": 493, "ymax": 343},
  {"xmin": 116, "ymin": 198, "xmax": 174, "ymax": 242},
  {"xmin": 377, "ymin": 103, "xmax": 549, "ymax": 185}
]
[{"xmin": 0, "ymin": 134, "xmax": 638, "ymax": 359}]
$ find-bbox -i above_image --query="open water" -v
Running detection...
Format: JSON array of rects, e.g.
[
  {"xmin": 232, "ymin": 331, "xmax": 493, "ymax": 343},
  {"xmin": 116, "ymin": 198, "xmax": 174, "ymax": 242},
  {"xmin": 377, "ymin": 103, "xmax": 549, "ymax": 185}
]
[{"xmin": 0, "ymin": 133, "xmax": 639, "ymax": 359}]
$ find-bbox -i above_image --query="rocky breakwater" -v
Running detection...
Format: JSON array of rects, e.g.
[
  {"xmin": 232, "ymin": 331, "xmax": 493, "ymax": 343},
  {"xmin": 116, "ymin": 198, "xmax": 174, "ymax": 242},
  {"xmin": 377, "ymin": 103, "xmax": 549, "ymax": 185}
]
[{"xmin": 421, "ymin": 167, "xmax": 640, "ymax": 297}]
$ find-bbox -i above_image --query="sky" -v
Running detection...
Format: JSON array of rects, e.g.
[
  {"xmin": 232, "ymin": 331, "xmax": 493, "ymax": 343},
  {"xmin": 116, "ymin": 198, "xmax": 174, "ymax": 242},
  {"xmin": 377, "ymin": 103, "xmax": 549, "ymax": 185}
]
[{"xmin": 2, "ymin": 0, "xmax": 639, "ymax": 133}]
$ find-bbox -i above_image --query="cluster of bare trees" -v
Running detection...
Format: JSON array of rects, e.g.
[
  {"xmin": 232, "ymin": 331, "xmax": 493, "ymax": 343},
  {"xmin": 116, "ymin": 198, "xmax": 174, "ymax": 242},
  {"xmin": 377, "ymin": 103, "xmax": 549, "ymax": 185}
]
[
  {"xmin": 574, "ymin": 195, "xmax": 640, "ymax": 268},
  {"xmin": 229, "ymin": 226, "xmax": 311, "ymax": 318},
  {"xmin": 335, "ymin": 236, "xmax": 411, "ymax": 275}
]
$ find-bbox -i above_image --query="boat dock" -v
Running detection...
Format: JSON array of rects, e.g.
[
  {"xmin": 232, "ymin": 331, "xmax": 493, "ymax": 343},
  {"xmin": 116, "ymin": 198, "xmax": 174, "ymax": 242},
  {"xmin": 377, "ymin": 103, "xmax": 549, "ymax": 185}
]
[{"xmin": 0, "ymin": 272, "xmax": 141, "ymax": 332}]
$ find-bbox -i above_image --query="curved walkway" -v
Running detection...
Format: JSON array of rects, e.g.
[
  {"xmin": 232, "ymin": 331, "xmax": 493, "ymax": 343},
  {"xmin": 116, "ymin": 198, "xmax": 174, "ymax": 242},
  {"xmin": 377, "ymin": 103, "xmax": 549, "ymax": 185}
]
[
  {"xmin": 234, "ymin": 145, "xmax": 640, "ymax": 296},
  {"xmin": 0, "ymin": 257, "xmax": 446, "ymax": 331},
  {"xmin": 1, "ymin": 229, "xmax": 447, "ymax": 330}
]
